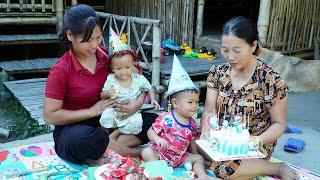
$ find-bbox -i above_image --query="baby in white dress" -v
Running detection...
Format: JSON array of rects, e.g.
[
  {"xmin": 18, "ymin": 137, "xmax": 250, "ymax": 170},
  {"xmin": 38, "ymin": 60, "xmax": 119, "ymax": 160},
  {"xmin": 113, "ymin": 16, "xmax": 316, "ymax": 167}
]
[{"xmin": 100, "ymin": 52, "xmax": 160, "ymax": 139}]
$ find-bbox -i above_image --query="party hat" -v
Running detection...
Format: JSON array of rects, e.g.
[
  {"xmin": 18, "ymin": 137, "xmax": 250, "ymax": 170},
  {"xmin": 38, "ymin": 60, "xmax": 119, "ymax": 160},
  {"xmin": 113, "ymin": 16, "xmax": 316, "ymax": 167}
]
[
  {"xmin": 165, "ymin": 54, "xmax": 198, "ymax": 99},
  {"xmin": 108, "ymin": 28, "xmax": 132, "ymax": 55}
]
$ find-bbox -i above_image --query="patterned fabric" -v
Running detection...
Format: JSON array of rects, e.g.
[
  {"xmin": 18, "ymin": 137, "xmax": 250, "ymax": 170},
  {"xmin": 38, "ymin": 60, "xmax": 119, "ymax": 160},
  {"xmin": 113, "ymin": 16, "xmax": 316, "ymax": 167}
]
[
  {"xmin": 99, "ymin": 73, "xmax": 151, "ymax": 134},
  {"xmin": 150, "ymin": 112, "xmax": 197, "ymax": 167},
  {"xmin": 205, "ymin": 59, "xmax": 289, "ymax": 178},
  {"xmin": 210, "ymin": 160, "xmax": 241, "ymax": 179}
]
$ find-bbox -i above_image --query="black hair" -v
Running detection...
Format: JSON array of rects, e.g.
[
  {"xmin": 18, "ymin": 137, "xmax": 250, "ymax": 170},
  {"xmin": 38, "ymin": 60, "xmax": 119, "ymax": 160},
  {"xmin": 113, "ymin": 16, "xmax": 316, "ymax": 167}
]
[
  {"xmin": 59, "ymin": 4, "xmax": 101, "ymax": 54},
  {"xmin": 222, "ymin": 16, "xmax": 259, "ymax": 55},
  {"xmin": 170, "ymin": 89, "xmax": 199, "ymax": 101}
]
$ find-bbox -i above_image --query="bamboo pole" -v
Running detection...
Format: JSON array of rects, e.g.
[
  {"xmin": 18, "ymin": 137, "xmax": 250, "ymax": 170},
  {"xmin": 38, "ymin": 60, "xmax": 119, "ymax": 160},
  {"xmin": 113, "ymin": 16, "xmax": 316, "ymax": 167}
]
[
  {"xmin": 127, "ymin": 18, "xmax": 131, "ymax": 46},
  {"xmin": 257, "ymin": 0, "xmax": 271, "ymax": 46},
  {"xmin": 188, "ymin": 0, "xmax": 195, "ymax": 46},
  {"xmin": 55, "ymin": 0, "xmax": 63, "ymax": 34},
  {"xmin": 288, "ymin": 0, "xmax": 297, "ymax": 50},
  {"xmin": 309, "ymin": 0, "xmax": 316, "ymax": 47},
  {"xmin": 195, "ymin": 0, "xmax": 205, "ymax": 40},
  {"xmin": 41, "ymin": 0, "xmax": 45, "ymax": 12},
  {"xmin": 19, "ymin": 0, "xmax": 23, "ymax": 12},
  {"xmin": 152, "ymin": 24, "xmax": 161, "ymax": 101},
  {"xmin": 31, "ymin": 0, "xmax": 35, "ymax": 12},
  {"xmin": 52, "ymin": 0, "xmax": 55, "ymax": 12},
  {"xmin": 266, "ymin": 0, "xmax": 275, "ymax": 47},
  {"xmin": 282, "ymin": 0, "xmax": 290, "ymax": 51},
  {"xmin": 6, "ymin": 0, "xmax": 10, "ymax": 12}
]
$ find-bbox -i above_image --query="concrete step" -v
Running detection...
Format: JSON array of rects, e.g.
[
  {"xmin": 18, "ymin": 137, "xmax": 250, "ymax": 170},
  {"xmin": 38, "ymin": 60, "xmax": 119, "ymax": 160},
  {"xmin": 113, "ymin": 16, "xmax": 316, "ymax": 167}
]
[{"xmin": 0, "ymin": 33, "xmax": 58, "ymax": 45}]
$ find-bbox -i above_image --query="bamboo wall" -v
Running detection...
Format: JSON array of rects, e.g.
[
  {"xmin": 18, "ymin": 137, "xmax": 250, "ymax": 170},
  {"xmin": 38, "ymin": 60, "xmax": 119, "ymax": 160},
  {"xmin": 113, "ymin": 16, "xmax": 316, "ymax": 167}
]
[
  {"xmin": 266, "ymin": 0, "xmax": 320, "ymax": 52},
  {"xmin": 105, "ymin": 0, "xmax": 195, "ymax": 46}
]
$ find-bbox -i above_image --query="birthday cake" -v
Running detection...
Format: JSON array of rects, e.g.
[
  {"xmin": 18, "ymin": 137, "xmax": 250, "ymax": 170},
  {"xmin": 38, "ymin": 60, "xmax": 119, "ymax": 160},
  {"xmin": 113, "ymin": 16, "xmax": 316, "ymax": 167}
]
[{"xmin": 205, "ymin": 114, "xmax": 261, "ymax": 160}]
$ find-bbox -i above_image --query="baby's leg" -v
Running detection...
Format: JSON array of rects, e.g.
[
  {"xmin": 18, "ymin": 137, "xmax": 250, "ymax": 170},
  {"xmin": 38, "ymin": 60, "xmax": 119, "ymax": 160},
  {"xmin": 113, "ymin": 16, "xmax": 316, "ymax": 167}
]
[
  {"xmin": 183, "ymin": 154, "xmax": 219, "ymax": 180},
  {"xmin": 141, "ymin": 147, "xmax": 160, "ymax": 162}
]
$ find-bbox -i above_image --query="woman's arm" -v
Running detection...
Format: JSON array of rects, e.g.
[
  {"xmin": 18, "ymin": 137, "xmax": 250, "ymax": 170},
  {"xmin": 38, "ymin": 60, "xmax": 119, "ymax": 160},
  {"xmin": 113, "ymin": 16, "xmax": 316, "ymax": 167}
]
[
  {"xmin": 115, "ymin": 92, "xmax": 147, "ymax": 119},
  {"xmin": 258, "ymin": 97, "xmax": 288, "ymax": 144},
  {"xmin": 43, "ymin": 97, "xmax": 115, "ymax": 125},
  {"xmin": 200, "ymin": 87, "xmax": 219, "ymax": 139}
]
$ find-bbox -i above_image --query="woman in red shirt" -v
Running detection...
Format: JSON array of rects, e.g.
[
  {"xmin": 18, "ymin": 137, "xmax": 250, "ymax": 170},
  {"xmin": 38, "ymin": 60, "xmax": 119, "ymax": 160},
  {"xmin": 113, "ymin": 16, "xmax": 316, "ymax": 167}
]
[{"xmin": 44, "ymin": 4, "xmax": 157, "ymax": 166}]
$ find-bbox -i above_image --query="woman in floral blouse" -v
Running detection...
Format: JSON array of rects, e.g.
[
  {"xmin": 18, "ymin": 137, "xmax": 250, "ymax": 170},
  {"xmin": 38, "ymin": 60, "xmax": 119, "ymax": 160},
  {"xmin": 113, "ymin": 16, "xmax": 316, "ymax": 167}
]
[{"xmin": 200, "ymin": 16, "xmax": 298, "ymax": 180}]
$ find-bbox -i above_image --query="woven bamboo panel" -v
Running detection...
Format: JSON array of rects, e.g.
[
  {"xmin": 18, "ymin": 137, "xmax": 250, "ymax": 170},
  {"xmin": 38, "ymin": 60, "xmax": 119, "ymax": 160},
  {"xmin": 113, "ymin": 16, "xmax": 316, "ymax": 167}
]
[{"xmin": 105, "ymin": 0, "xmax": 195, "ymax": 46}]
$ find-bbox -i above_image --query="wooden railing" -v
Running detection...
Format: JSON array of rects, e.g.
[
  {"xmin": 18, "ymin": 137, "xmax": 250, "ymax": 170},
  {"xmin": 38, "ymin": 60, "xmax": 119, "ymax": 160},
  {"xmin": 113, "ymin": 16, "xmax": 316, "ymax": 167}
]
[
  {"xmin": 96, "ymin": 11, "xmax": 163, "ymax": 99},
  {"xmin": 0, "ymin": 0, "xmax": 63, "ymax": 32}
]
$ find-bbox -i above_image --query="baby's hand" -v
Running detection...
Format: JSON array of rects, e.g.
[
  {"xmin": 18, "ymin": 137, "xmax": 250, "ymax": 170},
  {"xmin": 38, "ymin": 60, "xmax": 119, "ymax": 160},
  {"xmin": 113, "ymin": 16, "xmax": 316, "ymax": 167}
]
[
  {"xmin": 151, "ymin": 99, "xmax": 161, "ymax": 110},
  {"xmin": 155, "ymin": 137, "xmax": 168, "ymax": 149},
  {"xmin": 107, "ymin": 87, "xmax": 117, "ymax": 99}
]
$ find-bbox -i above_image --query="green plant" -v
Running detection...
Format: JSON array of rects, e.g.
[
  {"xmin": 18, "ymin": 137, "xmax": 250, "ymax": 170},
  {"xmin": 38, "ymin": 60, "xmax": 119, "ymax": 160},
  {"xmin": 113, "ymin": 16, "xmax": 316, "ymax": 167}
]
[{"xmin": 0, "ymin": 97, "xmax": 51, "ymax": 142}]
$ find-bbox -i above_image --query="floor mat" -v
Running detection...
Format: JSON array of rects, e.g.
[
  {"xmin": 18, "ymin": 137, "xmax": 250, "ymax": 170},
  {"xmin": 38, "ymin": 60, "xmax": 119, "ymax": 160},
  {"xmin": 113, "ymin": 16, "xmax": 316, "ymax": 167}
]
[{"xmin": 0, "ymin": 142, "xmax": 319, "ymax": 179}]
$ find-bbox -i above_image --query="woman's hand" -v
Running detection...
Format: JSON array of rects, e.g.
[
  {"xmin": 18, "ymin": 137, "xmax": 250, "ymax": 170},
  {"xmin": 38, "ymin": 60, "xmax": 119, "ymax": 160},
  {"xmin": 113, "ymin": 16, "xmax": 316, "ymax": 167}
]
[
  {"xmin": 114, "ymin": 99, "xmax": 138, "ymax": 120},
  {"xmin": 90, "ymin": 98, "xmax": 115, "ymax": 117}
]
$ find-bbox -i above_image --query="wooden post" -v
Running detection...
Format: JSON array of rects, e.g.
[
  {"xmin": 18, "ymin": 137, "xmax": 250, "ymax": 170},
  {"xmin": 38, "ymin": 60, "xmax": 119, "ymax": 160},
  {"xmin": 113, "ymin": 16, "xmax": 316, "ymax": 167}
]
[
  {"xmin": 55, "ymin": 0, "xmax": 63, "ymax": 34},
  {"xmin": 257, "ymin": 0, "xmax": 271, "ymax": 46},
  {"xmin": 195, "ymin": 0, "xmax": 205, "ymax": 40},
  {"xmin": 152, "ymin": 24, "xmax": 161, "ymax": 101}
]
